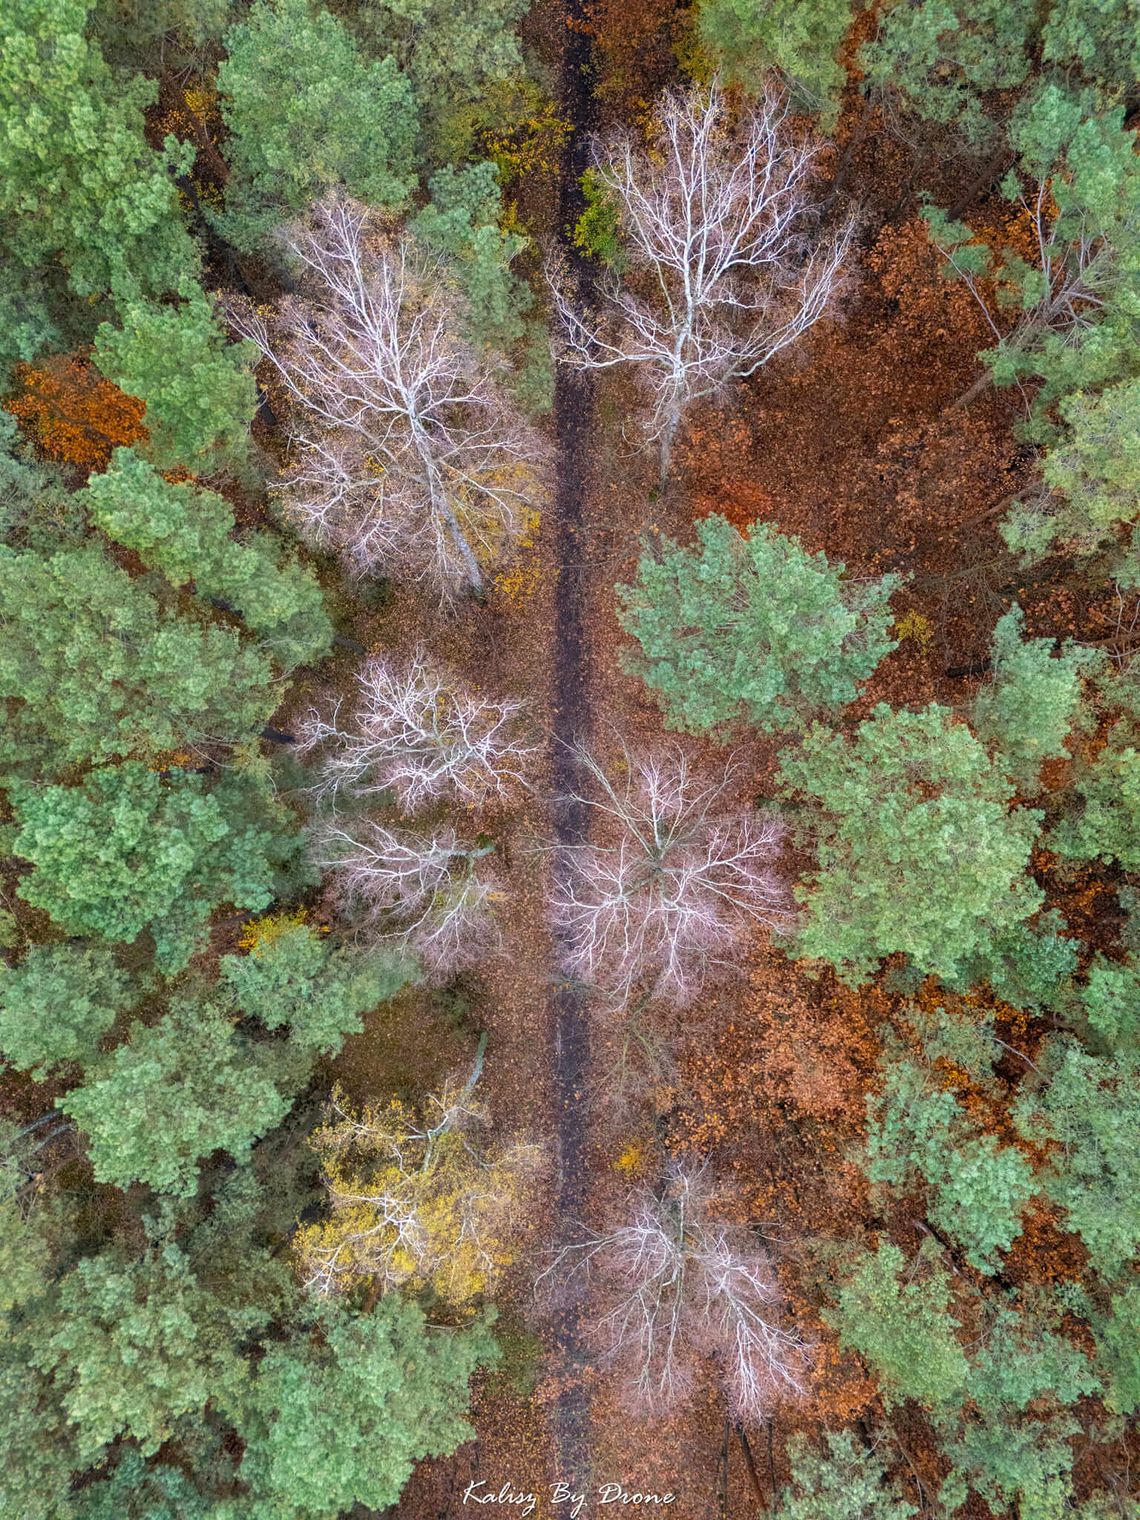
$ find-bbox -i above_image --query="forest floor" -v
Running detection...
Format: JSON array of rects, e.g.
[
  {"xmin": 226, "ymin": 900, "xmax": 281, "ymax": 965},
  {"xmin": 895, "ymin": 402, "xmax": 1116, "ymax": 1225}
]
[{"xmin": 372, "ymin": 11, "xmax": 1090, "ymax": 1520}]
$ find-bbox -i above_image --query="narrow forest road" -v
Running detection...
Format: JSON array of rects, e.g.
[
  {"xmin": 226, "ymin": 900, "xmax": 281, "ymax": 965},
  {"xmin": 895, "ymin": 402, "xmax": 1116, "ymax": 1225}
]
[{"xmin": 548, "ymin": 0, "xmax": 598, "ymax": 1487}]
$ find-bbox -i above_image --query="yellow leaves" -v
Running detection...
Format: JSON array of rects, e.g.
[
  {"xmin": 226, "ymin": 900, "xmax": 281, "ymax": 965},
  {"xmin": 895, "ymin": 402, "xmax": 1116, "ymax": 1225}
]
[
  {"xmin": 238, "ymin": 908, "xmax": 309, "ymax": 953},
  {"xmin": 156, "ymin": 79, "xmax": 221, "ymax": 143},
  {"xmin": 612, "ymin": 1139, "xmax": 648, "ymax": 1176},
  {"xmin": 894, "ymin": 609, "xmax": 934, "ymax": 651},
  {"xmin": 479, "ymin": 90, "xmax": 571, "ymax": 182},
  {"xmin": 146, "ymin": 749, "xmax": 193, "ymax": 773},
  {"xmin": 498, "ymin": 199, "xmax": 529, "ymax": 242},
  {"xmin": 182, "ymin": 84, "xmax": 219, "ymax": 124},
  {"xmin": 297, "ymin": 1079, "xmax": 541, "ymax": 1310},
  {"xmin": 491, "ymin": 508, "xmax": 542, "ymax": 608}
]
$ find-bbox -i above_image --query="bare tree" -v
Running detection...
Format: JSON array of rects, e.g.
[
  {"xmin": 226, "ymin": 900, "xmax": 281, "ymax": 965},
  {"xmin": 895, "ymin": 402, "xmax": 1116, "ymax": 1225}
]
[
  {"xmin": 315, "ymin": 820, "xmax": 500, "ymax": 978},
  {"xmin": 230, "ymin": 197, "xmax": 546, "ymax": 601},
  {"xmin": 543, "ymin": 1162, "xmax": 808, "ymax": 1421},
  {"xmin": 298, "ymin": 1037, "xmax": 541, "ymax": 1307},
  {"xmin": 551, "ymin": 743, "xmax": 787, "ymax": 1008},
  {"xmin": 298, "ymin": 647, "xmax": 536, "ymax": 813},
  {"xmin": 552, "ymin": 80, "xmax": 853, "ymax": 483}
]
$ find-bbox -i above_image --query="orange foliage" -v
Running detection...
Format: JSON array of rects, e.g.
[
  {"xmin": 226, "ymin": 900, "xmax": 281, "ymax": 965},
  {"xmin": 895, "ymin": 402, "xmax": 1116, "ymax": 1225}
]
[
  {"xmin": 1003, "ymin": 1201, "xmax": 1090, "ymax": 1286},
  {"xmin": 687, "ymin": 413, "xmax": 777, "ymax": 530},
  {"xmin": 787, "ymin": 1290, "xmax": 879, "ymax": 1422},
  {"xmin": 5, "ymin": 355, "xmax": 147, "ymax": 472},
  {"xmin": 582, "ymin": 0, "xmax": 689, "ymax": 118},
  {"xmin": 676, "ymin": 943, "xmax": 880, "ymax": 1241},
  {"xmin": 674, "ymin": 950, "xmax": 881, "ymax": 1426},
  {"xmin": 866, "ymin": 217, "xmax": 985, "ymax": 355},
  {"xmin": 746, "ymin": 944, "xmax": 884, "ymax": 1128}
]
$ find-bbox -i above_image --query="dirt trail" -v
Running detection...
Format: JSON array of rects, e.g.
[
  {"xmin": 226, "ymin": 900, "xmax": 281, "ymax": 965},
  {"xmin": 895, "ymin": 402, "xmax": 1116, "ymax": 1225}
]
[{"xmin": 547, "ymin": 0, "xmax": 599, "ymax": 1486}]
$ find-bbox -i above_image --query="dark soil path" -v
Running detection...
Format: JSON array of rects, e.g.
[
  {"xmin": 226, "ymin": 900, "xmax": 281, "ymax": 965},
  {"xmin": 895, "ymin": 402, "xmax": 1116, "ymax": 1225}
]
[{"xmin": 548, "ymin": 0, "xmax": 598, "ymax": 1487}]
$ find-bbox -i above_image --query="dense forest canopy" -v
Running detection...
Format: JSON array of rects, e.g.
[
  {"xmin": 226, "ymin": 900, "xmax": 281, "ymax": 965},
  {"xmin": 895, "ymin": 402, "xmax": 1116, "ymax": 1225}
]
[{"xmin": 0, "ymin": 0, "xmax": 1138, "ymax": 1516}]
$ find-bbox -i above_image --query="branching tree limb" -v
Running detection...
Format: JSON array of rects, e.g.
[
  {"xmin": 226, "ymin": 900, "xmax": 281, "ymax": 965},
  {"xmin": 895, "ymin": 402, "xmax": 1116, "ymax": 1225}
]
[
  {"xmin": 298, "ymin": 647, "xmax": 536, "ymax": 813},
  {"xmin": 230, "ymin": 197, "xmax": 546, "ymax": 601},
  {"xmin": 551, "ymin": 80, "xmax": 854, "ymax": 483},
  {"xmin": 298, "ymin": 1044, "xmax": 541, "ymax": 1308},
  {"xmin": 935, "ymin": 176, "xmax": 1129, "ymax": 413},
  {"xmin": 314, "ymin": 820, "xmax": 501, "ymax": 979},
  {"xmin": 542, "ymin": 1162, "xmax": 808, "ymax": 1421},
  {"xmin": 551, "ymin": 742, "xmax": 787, "ymax": 1008}
]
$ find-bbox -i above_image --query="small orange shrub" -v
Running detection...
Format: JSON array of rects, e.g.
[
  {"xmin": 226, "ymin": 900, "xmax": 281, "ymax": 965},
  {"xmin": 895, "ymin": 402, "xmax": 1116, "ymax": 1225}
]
[{"xmin": 5, "ymin": 354, "xmax": 147, "ymax": 472}]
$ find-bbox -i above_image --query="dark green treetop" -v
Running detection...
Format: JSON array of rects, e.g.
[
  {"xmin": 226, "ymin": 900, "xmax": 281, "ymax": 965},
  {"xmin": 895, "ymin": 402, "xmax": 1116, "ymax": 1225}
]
[
  {"xmin": 10, "ymin": 763, "xmax": 302, "ymax": 972},
  {"xmin": 215, "ymin": 0, "xmax": 419, "ymax": 253}
]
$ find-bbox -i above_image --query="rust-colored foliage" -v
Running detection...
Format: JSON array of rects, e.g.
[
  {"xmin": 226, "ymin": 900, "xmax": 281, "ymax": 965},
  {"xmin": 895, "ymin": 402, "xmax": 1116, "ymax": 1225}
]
[
  {"xmin": 581, "ymin": 0, "xmax": 690, "ymax": 118},
  {"xmin": 675, "ymin": 941, "xmax": 880, "ymax": 1261},
  {"xmin": 5, "ymin": 354, "xmax": 147, "ymax": 472},
  {"xmin": 1003, "ymin": 1201, "xmax": 1090, "ymax": 1286},
  {"xmin": 786, "ymin": 1288, "xmax": 879, "ymax": 1423}
]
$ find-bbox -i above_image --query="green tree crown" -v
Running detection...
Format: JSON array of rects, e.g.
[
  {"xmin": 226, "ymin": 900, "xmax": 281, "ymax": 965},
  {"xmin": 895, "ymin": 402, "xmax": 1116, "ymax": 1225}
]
[
  {"xmin": 0, "ymin": 542, "xmax": 277, "ymax": 774},
  {"xmin": 831, "ymin": 1240, "xmax": 968, "ymax": 1410},
  {"xmin": 1015, "ymin": 1038, "xmax": 1140, "ymax": 1278},
  {"xmin": 11, "ymin": 763, "xmax": 301, "ymax": 971},
  {"xmin": 220, "ymin": 920, "xmax": 412, "ymax": 1056},
  {"xmin": 972, "ymin": 606, "xmax": 1099, "ymax": 787},
  {"xmin": 84, "ymin": 451, "xmax": 332, "ymax": 669},
  {"xmin": 0, "ymin": 943, "xmax": 139, "ymax": 1077},
  {"xmin": 780, "ymin": 704, "xmax": 1044, "ymax": 982},
  {"xmin": 93, "ymin": 293, "xmax": 257, "ymax": 475},
  {"xmin": 62, "ymin": 998, "xmax": 294, "ymax": 1194},
  {"xmin": 215, "ymin": 0, "xmax": 419, "ymax": 253},
  {"xmin": 617, "ymin": 515, "xmax": 898, "ymax": 738}
]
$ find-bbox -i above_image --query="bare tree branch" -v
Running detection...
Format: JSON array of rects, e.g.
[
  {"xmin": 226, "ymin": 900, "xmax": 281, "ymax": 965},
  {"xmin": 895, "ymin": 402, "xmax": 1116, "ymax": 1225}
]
[
  {"xmin": 542, "ymin": 1161, "xmax": 808, "ymax": 1422},
  {"xmin": 551, "ymin": 742, "xmax": 788, "ymax": 1009},
  {"xmin": 550, "ymin": 80, "xmax": 854, "ymax": 483},
  {"xmin": 230, "ymin": 197, "xmax": 546, "ymax": 602},
  {"xmin": 298, "ymin": 647, "xmax": 537, "ymax": 814},
  {"xmin": 299, "ymin": 1051, "xmax": 542, "ymax": 1306},
  {"xmin": 314, "ymin": 819, "xmax": 501, "ymax": 979},
  {"xmin": 934, "ymin": 175, "xmax": 1136, "ymax": 414}
]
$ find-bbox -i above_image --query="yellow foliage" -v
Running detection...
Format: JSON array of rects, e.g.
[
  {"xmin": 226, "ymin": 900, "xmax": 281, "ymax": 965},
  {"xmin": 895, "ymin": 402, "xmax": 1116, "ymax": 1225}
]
[
  {"xmin": 612, "ymin": 1140, "xmax": 647, "ymax": 1176},
  {"xmin": 182, "ymin": 84, "xmax": 219, "ymax": 124},
  {"xmin": 238, "ymin": 908, "xmax": 310, "ymax": 953},
  {"xmin": 492, "ymin": 509, "xmax": 542, "ymax": 608},
  {"xmin": 894, "ymin": 609, "xmax": 934, "ymax": 651},
  {"xmin": 296, "ymin": 1080, "xmax": 540, "ymax": 1309},
  {"xmin": 146, "ymin": 749, "xmax": 194, "ymax": 772},
  {"xmin": 476, "ymin": 81, "xmax": 571, "ymax": 182}
]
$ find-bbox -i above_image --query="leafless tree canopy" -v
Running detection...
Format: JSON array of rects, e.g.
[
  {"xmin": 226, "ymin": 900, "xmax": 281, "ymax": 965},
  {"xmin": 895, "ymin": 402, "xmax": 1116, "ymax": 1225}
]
[
  {"xmin": 545, "ymin": 1162, "xmax": 808, "ymax": 1422},
  {"xmin": 551, "ymin": 743, "xmax": 787, "ymax": 1008},
  {"xmin": 314, "ymin": 820, "xmax": 499, "ymax": 979},
  {"xmin": 230, "ymin": 198, "xmax": 546, "ymax": 600},
  {"xmin": 298, "ymin": 647, "xmax": 536, "ymax": 813},
  {"xmin": 552, "ymin": 80, "xmax": 854, "ymax": 481}
]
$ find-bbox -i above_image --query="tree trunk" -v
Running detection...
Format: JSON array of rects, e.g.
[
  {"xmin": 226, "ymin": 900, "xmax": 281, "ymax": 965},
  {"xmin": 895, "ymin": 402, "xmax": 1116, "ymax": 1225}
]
[
  {"xmin": 945, "ymin": 366, "xmax": 995, "ymax": 413},
  {"xmin": 946, "ymin": 144, "xmax": 1016, "ymax": 220},
  {"xmin": 444, "ymin": 509, "xmax": 485, "ymax": 598},
  {"xmin": 735, "ymin": 1424, "xmax": 766, "ymax": 1511},
  {"xmin": 823, "ymin": 95, "xmax": 874, "ymax": 211},
  {"xmin": 716, "ymin": 1418, "xmax": 730, "ymax": 1520},
  {"xmin": 657, "ymin": 410, "xmax": 681, "ymax": 493}
]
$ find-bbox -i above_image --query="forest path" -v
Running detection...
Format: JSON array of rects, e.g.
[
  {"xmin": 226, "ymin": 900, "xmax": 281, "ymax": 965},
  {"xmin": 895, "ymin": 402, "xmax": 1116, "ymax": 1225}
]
[{"xmin": 547, "ymin": 0, "xmax": 598, "ymax": 1487}]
